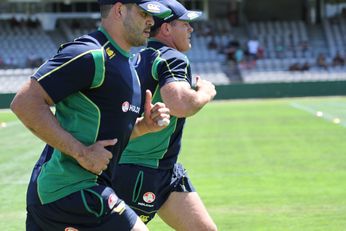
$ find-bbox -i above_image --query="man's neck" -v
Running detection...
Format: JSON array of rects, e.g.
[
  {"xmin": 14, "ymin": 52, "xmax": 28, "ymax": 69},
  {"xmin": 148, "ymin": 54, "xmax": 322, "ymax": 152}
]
[
  {"xmin": 102, "ymin": 21, "xmax": 131, "ymax": 52},
  {"xmin": 152, "ymin": 35, "xmax": 176, "ymax": 50}
]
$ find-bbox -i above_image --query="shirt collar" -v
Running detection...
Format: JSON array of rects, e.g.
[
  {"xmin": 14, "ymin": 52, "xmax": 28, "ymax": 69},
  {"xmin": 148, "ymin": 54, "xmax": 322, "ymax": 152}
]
[
  {"xmin": 147, "ymin": 38, "xmax": 167, "ymax": 50},
  {"xmin": 99, "ymin": 26, "xmax": 130, "ymax": 58}
]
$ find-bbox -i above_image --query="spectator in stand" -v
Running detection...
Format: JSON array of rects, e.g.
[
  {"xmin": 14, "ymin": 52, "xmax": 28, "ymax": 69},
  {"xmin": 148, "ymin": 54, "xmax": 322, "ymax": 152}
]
[
  {"xmin": 342, "ymin": 7, "xmax": 346, "ymax": 17},
  {"xmin": 9, "ymin": 17, "xmax": 20, "ymax": 27},
  {"xmin": 225, "ymin": 39, "xmax": 241, "ymax": 62},
  {"xmin": 234, "ymin": 47, "xmax": 244, "ymax": 64},
  {"xmin": 257, "ymin": 46, "xmax": 265, "ymax": 59},
  {"xmin": 0, "ymin": 56, "xmax": 4, "ymax": 68},
  {"xmin": 288, "ymin": 63, "xmax": 301, "ymax": 72},
  {"xmin": 247, "ymin": 36, "xmax": 259, "ymax": 60},
  {"xmin": 332, "ymin": 52, "xmax": 345, "ymax": 67},
  {"xmin": 208, "ymin": 36, "xmax": 218, "ymax": 50},
  {"xmin": 26, "ymin": 17, "xmax": 39, "ymax": 28},
  {"xmin": 316, "ymin": 53, "xmax": 328, "ymax": 70},
  {"xmin": 228, "ymin": 39, "xmax": 240, "ymax": 48},
  {"xmin": 301, "ymin": 62, "xmax": 310, "ymax": 71},
  {"xmin": 288, "ymin": 62, "xmax": 309, "ymax": 72}
]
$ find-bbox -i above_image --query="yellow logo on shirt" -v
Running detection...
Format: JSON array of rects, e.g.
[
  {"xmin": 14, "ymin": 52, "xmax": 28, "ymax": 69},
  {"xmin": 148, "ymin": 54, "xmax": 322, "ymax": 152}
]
[
  {"xmin": 140, "ymin": 215, "xmax": 150, "ymax": 223},
  {"xmin": 106, "ymin": 47, "xmax": 116, "ymax": 59}
]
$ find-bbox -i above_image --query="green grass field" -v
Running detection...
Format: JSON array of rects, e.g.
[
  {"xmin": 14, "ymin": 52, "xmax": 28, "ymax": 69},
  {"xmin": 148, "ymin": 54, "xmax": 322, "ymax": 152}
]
[{"xmin": 1, "ymin": 96, "xmax": 346, "ymax": 230}]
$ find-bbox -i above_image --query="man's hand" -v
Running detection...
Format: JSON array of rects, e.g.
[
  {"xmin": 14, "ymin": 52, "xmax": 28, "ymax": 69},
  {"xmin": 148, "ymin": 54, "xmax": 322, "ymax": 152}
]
[
  {"xmin": 143, "ymin": 89, "xmax": 170, "ymax": 132},
  {"xmin": 195, "ymin": 76, "xmax": 217, "ymax": 101},
  {"xmin": 130, "ymin": 90, "xmax": 170, "ymax": 139},
  {"xmin": 144, "ymin": 90, "xmax": 170, "ymax": 132},
  {"xmin": 76, "ymin": 139, "xmax": 117, "ymax": 175}
]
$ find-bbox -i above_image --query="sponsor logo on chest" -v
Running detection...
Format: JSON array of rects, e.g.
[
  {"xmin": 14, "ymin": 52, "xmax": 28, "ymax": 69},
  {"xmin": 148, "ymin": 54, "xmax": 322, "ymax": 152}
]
[{"xmin": 122, "ymin": 101, "xmax": 140, "ymax": 114}]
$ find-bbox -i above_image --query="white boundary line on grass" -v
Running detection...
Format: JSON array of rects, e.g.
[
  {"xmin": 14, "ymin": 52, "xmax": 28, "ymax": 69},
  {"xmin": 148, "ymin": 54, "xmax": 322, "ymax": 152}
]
[{"xmin": 290, "ymin": 102, "xmax": 346, "ymax": 128}]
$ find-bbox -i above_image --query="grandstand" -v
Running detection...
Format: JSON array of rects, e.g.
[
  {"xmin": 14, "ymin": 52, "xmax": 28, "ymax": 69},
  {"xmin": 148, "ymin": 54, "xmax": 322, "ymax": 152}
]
[{"xmin": 1, "ymin": 0, "xmax": 346, "ymax": 95}]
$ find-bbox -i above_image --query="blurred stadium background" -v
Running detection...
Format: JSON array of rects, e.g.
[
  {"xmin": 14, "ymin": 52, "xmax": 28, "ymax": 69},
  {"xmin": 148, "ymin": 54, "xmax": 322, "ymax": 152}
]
[
  {"xmin": 2, "ymin": 1, "xmax": 346, "ymax": 230},
  {"xmin": 1, "ymin": 0, "xmax": 346, "ymax": 105}
]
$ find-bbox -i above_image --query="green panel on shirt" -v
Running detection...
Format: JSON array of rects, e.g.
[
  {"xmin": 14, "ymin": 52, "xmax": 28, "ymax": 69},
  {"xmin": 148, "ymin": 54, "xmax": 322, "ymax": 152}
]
[
  {"xmin": 90, "ymin": 49, "xmax": 105, "ymax": 88},
  {"xmin": 119, "ymin": 88, "xmax": 178, "ymax": 168},
  {"xmin": 37, "ymin": 92, "xmax": 100, "ymax": 204}
]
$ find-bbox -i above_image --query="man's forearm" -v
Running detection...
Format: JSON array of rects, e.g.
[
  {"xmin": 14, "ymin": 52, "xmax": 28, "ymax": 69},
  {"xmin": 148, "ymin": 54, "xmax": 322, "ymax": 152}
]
[{"xmin": 10, "ymin": 80, "xmax": 86, "ymax": 161}]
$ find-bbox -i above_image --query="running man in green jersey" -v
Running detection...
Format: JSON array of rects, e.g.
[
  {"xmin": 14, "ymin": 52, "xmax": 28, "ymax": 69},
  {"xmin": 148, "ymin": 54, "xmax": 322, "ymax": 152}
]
[
  {"xmin": 11, "ymin": 1, "xmax": 171, "ymax": 230},
  {"xmin": 112, "ymin": 0, "xmax": 217, "ymax": 230}
]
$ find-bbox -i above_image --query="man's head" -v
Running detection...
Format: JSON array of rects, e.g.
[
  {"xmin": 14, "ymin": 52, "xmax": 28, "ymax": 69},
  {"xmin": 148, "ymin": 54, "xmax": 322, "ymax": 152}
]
[
  {"xmin": 98, "ymin": 0, "xmax": 171, "ymax": 18},
  {"xmin": 150, "ymin": 0, "xmax": 202, "ymax": 52},
  {"xmin": 98, "ymin": 0, "xmax": 171, "ymax": 49}
]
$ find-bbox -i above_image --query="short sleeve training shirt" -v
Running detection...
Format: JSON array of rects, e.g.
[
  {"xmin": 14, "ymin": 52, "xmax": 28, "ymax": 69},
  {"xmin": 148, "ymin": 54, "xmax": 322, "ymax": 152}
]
[
  {"xmin": 119, "ymin": 40, "xmax": 192, "ymax": 169},
  {"xmin": 28, "ymin": 27, "xmax": 142, "ymax": 204}
]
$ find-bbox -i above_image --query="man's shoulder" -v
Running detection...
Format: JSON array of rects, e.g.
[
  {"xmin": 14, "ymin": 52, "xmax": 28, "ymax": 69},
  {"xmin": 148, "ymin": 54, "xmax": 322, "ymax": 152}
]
[
  {"xmin": 152, "ymin": 46, "xmax": 188, "ymax": 64},
  {"xmin": 58, "ymin": 31, "xmax": 104, "ymax": 56}
]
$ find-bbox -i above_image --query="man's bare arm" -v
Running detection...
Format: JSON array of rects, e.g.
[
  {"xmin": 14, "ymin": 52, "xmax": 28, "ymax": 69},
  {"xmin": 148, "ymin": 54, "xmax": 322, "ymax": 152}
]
[
  {"xmin": 130, "ymin": 90, "xmax": 170, "ymax": 139},
  {"xmin": 160, "ymin": 76, "xmax": 216, "ymax": 118},
  {"xmin": 10, "ymin": 79, "xmax": 115, "ymax": 175}
]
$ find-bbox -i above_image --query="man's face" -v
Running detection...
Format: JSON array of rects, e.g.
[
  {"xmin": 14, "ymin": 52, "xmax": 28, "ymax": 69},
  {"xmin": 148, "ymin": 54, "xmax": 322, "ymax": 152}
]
[
  {"xmin": 170, "ymin": 20, "xmax": 193, "ymax": 52},
  {"xmin": 123, "ymin": 4, "xmax": 154, "ymax": 47}
]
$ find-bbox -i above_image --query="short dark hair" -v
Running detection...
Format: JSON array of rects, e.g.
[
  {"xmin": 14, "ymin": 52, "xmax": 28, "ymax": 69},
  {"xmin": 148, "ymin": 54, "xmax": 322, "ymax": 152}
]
[
  {"xmin": 100, "ymin": 3, "xmax": 136, "ymax": 18},
  {"xmin": 150, "ymin": 20, "xmax": 177, "ymax": 37},
  {"xmin": 124, "ymin": 3, "xmax": 135, "ymax": 11},
  {"xmin": 150, "ymin": 27, "xmax": 160, "ymax": 37},
  {"xmin": 100, "ymin": 4, "xmax": 113, "ymax": 18}
]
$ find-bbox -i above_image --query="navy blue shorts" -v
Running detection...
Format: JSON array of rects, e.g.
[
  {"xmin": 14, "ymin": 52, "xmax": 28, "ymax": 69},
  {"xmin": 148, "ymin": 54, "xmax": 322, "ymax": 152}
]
[
  {"xmin": 112, "ymin": 163, "xmax": 195, "ymax": 224},
  {"xmin": 26, "ymin": 185, "xmax": 138, "ymax": 231}
]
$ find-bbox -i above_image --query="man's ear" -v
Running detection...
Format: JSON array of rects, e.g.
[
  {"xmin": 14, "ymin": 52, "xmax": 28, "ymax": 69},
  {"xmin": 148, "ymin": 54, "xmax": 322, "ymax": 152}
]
[
  {"xmin": 161, "ymin": 23, "xmax": 172, "ymax": 36},
  {"xmin": 112, "ymin": 2, "xmax": 124, "ymax": 18}
]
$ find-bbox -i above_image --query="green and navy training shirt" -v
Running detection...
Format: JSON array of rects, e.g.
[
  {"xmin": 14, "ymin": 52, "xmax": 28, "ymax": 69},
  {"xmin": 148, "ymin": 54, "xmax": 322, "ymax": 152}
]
[
  {"xmin": 27, "ymin": 27, "xmax": 142, "ymax": 205},
  {"xmin": 119, "ymin": 39, "xmax": 192, "ymax": 169}
]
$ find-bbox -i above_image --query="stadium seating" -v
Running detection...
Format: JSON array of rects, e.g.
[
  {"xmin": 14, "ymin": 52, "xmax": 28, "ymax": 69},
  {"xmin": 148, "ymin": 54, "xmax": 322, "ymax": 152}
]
[
  {"xmin": 0, "ymin": 20, "xmax": 57, "ymax": 69},
  {"xmin": 1, "ymin": 15, "xmax": 346, "ymax": 91},
  {"xmin": 0, "ymin": 68, "xmax": 35, "ymax": 93},
  {"xmin": 323, "ymin": 17, "xmax": 346, "ymax": 57},
  {"xmin": 236, "ymin": 18, "xmax": 346, "ymax": 83}
]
